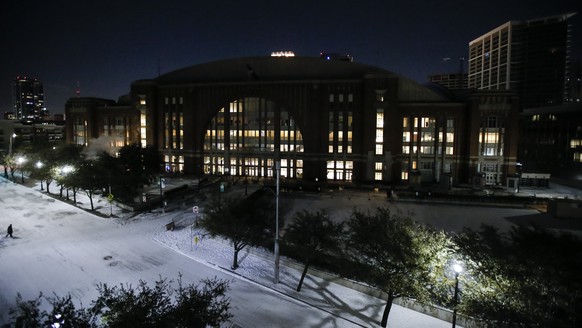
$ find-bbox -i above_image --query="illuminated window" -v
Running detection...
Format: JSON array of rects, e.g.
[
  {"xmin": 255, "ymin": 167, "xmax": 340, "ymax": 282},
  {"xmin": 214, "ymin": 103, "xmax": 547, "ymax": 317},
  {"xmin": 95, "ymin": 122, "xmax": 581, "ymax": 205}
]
[
  {"xmin": 375, "ymin": 144, "xmax": 382, "ymax": 155},
  {"xmin": 375, "ymin": 110, "xmax": 384, "ymax": 156},
  {"xmin": 327, "ymin": 160, "xmax": 353, "ymax": 181},
  {"xmin": 203, "ymin": 97, "xmax": 303, "ymax": 178},
  {"xmin": 375, "ymin": 129, "xmax": 383, "ymax": 143},
  {"xmin": 570, "ymin": 139, "xmax": 582, "ymax": 148},
  {"xmin": 376, "ymin": 113, "xmax": 384, "ymax": 128}
]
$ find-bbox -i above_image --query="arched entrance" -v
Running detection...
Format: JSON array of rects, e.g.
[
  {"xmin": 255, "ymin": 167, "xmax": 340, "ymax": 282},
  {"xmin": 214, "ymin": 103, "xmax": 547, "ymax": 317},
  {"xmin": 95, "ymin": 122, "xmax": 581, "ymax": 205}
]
[{"xmin": 203, "ymin": 97, "xmax": 304, "ymax": 178}]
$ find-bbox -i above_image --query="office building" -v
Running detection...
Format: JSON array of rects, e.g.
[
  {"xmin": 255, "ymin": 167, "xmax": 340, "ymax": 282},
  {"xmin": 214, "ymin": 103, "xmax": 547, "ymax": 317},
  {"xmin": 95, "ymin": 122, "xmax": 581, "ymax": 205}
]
[
  {"xmin": 0, "ymin": 119, "xmax": 66, "ymax": 156},
  {"xmin": 12, "ymin": 76, "xmax": 48, "ymax": 120},
  {"xmin": 468, "ymin": 13, "xmax": 576, "ymax": 110}
]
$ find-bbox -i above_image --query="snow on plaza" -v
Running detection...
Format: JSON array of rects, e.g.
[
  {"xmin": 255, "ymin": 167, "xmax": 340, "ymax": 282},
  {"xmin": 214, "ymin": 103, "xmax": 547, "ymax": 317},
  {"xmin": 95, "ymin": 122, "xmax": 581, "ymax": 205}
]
[{"xmin": 2, "ymin": 175, "xmax": 580, "ymax": 327}]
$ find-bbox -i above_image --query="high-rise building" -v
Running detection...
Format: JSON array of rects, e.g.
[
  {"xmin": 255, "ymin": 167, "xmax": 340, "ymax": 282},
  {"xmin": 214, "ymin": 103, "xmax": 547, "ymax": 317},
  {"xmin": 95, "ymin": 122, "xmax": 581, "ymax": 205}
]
[
  {"xmin": 12, "ymin": 76, "xmax": 47, "ymax": 120},
  {"xmin": 468, "ymin": 13, "xmax": 576, "ymax": 110}
]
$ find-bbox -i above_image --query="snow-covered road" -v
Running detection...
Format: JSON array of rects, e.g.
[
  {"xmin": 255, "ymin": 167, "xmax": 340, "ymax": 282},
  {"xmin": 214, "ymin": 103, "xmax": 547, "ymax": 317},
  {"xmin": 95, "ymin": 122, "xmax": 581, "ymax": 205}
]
[{"xmin": 0, "ymin": 179, "xmax": 458, "ymax": 327}]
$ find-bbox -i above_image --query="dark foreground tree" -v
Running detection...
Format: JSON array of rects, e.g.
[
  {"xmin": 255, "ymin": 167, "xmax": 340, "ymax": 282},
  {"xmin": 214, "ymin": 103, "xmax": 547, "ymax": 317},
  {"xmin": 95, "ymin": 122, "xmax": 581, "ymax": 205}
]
[
  {"xmin": 10, "ymin": 292, "xmax": 96, "ymax": 327},
  {"xmin": 9, "ymin": 276, "xmax": 232, "ymax": 328},
  {"xmin": 200, "ymin": 190, "xmax": 277, "ymax": 270},
  {"xmin": 282, "ymin": 210, "xmax": 344, "ymax": 292},
  {"xmin": 455, "ymin": 224, "xmax": 582, "ymax": 327},
  {"xmin": 346, "ymin": 208, "xmax": 451, "ymax": 327}
]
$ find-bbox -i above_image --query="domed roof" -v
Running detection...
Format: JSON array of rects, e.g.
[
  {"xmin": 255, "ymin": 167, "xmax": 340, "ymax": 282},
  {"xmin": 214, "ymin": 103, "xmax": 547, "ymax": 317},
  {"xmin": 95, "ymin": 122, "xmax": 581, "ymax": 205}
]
[{"xmin": 156, "ymin": 56, "xmax": 395, "ymax": 84}]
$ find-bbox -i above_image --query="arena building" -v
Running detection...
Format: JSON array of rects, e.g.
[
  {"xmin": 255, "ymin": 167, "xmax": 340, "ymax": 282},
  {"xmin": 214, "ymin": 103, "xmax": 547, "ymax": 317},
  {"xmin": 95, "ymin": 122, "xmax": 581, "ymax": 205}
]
[{"xmin": 68, "ymin": 56, "xmax": 519, "ymax": 187}]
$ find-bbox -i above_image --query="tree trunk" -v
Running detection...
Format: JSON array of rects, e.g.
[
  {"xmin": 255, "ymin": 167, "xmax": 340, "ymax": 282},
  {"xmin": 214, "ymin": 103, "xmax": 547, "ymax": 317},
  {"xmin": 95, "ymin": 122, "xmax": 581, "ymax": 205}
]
[
  {"xmin": 46, "ymin": 181, "xmax": 51, "ymax": 194},
  {"xmin": 89, "ymin": 191, "xmax": 94, "ymax": 210},
  {"xmin": 381, "ymin": 294, "xmax": 396, "ymax": 327},
  {"xmin": 297, "ymin": 260, "xmax": 310, "ymax": 292},
  {"xmin": 232, "ymin": 248, "xmax": 239, "ymax": 270}
]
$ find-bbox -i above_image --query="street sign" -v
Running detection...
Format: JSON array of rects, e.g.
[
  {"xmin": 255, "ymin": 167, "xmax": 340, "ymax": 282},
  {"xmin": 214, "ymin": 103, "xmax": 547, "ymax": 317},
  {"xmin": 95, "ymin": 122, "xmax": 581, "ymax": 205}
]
[
  {"xmin": 220, "ymin": 182, "xmax": 225, "ymax": 193},
  {"xmin": 107, "ymin": 193, "xmax": 114, "ymax": 202},
  {"xmin": 193, "ymin": 205, "xmax": 199, "ymax": 213}
]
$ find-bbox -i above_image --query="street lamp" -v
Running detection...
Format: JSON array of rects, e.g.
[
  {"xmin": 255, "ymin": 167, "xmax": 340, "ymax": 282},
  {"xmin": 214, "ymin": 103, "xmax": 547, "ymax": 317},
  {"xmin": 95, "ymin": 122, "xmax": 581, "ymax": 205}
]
[
  {"xmin": 60, "ymin": 165, "xmax": 74, "ymax": 200},
  {"xmin": 5, "ymin": 134, "xmax": 17, "ymax": 178},
  {"xmin": 8, "ymin": 133, "xmax": 16, "ymax": 155},
  {"xmin": 36, "ymin": 161, "xmax": 44, "ymax": 190},
  {"xmin": 16, "ymin": 156, "xmax": 26, "ymax": 183},
  {"xmin": 159, "ymin": 175, "xmax": 166, "ymax": 213},
  {"xmin": 452, "ymin": 262, "xmax": 463, "ymax": 328},
  {"xmin": 274, "ymin": 161, "xmax": 280, "ymax": 284}
]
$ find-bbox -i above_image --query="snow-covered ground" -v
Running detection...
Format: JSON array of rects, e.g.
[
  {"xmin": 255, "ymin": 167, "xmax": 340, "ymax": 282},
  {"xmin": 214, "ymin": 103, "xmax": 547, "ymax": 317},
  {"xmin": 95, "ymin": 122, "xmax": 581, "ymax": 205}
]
[
  {"xmin": 2, "ymin": 176, "xmax": 580, "ymax": 327},
  {"xmin": 0, "ymin": 177, "xmax": 460, "ymax": 327}
]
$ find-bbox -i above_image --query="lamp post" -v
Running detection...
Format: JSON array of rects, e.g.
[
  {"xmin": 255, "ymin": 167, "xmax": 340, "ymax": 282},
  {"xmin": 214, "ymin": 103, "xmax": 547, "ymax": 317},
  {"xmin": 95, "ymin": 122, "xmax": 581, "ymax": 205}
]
[
  {"xmin": 8, "ymin": 133, "xmax": 16, "ymax": 155},
  {"xmin": 60, "ymin": 165, "xmax": 74, "ymax": 200},
  {"xmin": 452, "ymin": 263, "xmax": 463, "ymax": 328},
  {"xmin": 218, "ymin": 175, "xmax": 222, "ymax": 209},
  {"xmin": 260, "ymin": 161, "xmax": 281, "ymax": 284},
  {"xmin": 36, "ymin": 161, "xmax": 44, "ymax": 190},
  {"xmin": 5, "ymin": 133, "xmax": 16, "ymax": 178},
  {"xmin": 159, "ymin": 175, "xmax": 165, "ymax": 213},
  {"xmin": 16, "ymin": 156, "xmax": 26, "ymax": 183},
  {"xmin": 274, "ymin": 161, "xmax": 280, "ymax": 284}
]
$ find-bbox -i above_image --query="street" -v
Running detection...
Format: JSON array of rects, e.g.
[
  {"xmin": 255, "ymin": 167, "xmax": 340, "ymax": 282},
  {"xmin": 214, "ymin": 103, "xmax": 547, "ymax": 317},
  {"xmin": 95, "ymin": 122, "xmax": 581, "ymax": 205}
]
[{"xmin": 0, "ymin": 179, "xmax": 456, "ymax": 327}]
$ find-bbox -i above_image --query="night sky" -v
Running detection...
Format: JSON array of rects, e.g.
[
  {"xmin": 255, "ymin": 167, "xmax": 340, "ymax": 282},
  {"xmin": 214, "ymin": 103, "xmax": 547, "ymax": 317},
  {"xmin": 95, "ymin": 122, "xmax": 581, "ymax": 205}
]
[{"xmin": 2, "ymin": 0, "xmax": 580, "ymax": 115}]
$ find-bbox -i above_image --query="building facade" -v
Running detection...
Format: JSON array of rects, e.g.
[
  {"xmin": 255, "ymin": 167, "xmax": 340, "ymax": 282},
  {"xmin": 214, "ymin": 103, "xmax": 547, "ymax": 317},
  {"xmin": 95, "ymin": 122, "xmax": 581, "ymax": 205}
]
[
  {"xmin": 12, "ymin": 76, "xmax": 48, "ymax": 120},
  {"xmin": 519, "ymin": 103, "xmax": 582, "ymax": 180},
  {"xmin": 0, "ymin": 119, "xmax": 66, "ymax": 156},
  {"xmin": 468, "ymin": 13, "xmax": 576, "ymax": 110},
  {"xmin": 64, "ymin": 96, "xmax": 140, "ymax": 149},
  {"xmin": 113, "ymin": 56, "xmax": 517, "ymax": 186},
  {"xmin": 428, "ymin": 73, "xmax": 468, "ymax": 90}
]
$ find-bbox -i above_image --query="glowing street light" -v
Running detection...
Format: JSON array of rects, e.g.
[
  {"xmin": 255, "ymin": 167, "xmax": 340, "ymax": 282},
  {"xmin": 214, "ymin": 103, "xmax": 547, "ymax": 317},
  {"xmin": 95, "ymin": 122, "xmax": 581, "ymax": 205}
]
[
  {"xmin": 36, "ymin": 161, "xmax": 44, "ymax": 190},
  {"xmin": 60, "ymin": 165, "xmax": 74, "ymax": 200},
  {"xmin": 8, "ymin": 133, "xmax": 16, "ymax": 155},
  {"xmin": 16, "ymin": 156, "xmax": 26, "ymax": 183},
  {"xmin": 452, "ymin": 262, "xmax": 463, "ymax": 328}
]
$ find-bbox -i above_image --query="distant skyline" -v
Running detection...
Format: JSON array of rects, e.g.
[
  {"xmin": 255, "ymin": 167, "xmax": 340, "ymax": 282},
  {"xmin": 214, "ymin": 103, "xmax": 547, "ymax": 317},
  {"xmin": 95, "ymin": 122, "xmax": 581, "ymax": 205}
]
[{"xmin": 2, "ymin": 0, "xmax": 580, "ymax": 115}]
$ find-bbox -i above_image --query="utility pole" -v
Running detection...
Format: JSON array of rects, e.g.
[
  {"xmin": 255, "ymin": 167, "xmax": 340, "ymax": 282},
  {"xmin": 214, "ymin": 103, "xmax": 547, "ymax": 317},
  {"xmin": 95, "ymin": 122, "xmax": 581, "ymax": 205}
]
[
  {"xmin": 274, "ymin": 161, "xmax": 280, "ymax": 284},
  {"xmin": 160, "ymin": 175, "xmax": 165, "ymax": 213}
]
